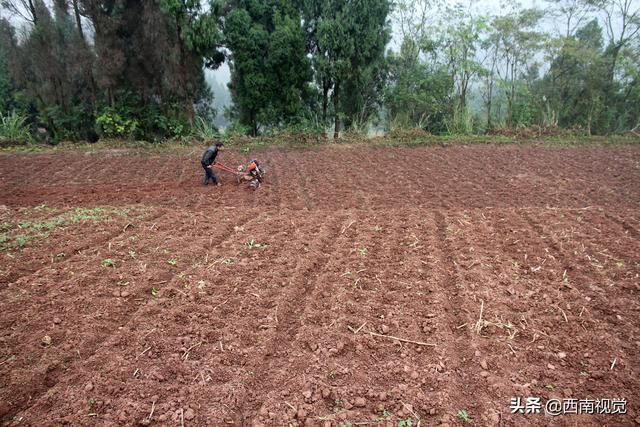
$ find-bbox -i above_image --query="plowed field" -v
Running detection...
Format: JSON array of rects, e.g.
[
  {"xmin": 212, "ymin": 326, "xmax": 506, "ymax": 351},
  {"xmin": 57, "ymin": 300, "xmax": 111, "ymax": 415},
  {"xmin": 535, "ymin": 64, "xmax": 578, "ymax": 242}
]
[{"xmin": 1, "ymin": 144, "xmax": 639, "ymax": 426}]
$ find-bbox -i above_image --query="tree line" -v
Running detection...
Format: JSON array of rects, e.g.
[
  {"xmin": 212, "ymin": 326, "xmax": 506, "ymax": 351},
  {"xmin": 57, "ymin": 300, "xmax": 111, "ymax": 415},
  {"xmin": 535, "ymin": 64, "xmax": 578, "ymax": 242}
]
[{"xmin": 0, "ymin": 0, "xmax": 638, "ymax": 143}]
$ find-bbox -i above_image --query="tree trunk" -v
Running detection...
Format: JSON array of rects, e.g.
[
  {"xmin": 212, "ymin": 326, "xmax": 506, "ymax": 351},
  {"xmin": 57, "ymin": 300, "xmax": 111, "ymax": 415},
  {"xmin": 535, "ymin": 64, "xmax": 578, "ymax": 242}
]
[
  {"xmin": 72, "ymin": 0, "xmax": 86, "ymax": 43},
  {"xmin": 333, "ymin": 80, "xmax": 340, "ymax": 139},
  {"xmin": 250, "ymin": 110, "xmax": 257, "ymax": 137},
  {"xmin": 186, "ymin": 101, "xmax": 194, "ymax": 126},
  {"xmin": 322, "ymin": 79, "xmax": 330, "ymax": 123},
  {"xmin": 486, "ymin": 80, "xmax": 493, "ymax": 130},
  {"xmin": 460, "ymin": 77, "xmax": 467, "ymax": 113},
  {"xmin": 508, "ymin": 61, "xmax": 515, "ymax": 127},
  {"xmin": 176, "ymin": 18, "xmax": 193, "ymax": 126},
  {"xmin": 27, "ymin": 0, "xmax": 38, "ymax": 24},
  {"xmin": 608, "ymin": 44, "xmax": 622, "ymax": 84}
]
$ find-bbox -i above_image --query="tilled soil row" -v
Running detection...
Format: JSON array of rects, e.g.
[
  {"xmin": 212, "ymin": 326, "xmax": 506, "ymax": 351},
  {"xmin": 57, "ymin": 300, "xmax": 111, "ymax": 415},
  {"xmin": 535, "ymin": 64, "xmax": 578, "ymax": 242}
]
[
  {"xmin": 0, "ymin": 208, "xmax": 258, "ymax": 425},
  {"xmin": 2, "ymin": 145, "xmax": 640, "ymax": 209},
  {"xmin": 0, "ymin": 144, "xmax": 639, "ymax": 426}
]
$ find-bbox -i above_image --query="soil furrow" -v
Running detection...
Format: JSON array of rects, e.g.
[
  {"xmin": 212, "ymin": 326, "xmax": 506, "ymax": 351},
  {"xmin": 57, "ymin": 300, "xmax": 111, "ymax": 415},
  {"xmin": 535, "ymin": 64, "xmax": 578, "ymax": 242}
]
[
  {"xmin": 0, "ymin": 210, "xmax": 258, "ymax": 425},
  {"xmin": 432, "ymin": 210, "xmax": 495, "ymax": 425},
  {"xmin": 237, "ymin": 214, "xmax": 346, "ymax": 424}
]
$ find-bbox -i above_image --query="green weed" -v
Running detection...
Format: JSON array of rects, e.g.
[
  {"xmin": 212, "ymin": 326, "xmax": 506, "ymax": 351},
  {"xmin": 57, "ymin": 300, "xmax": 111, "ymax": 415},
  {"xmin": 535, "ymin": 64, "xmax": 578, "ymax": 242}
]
[
  {"xmin": 192, "ymin": 116, "xmax": 220, "ymax": 140},
  {"xmin": 0, "ymin": 111, "xmax": 32, "ymax": 144},
  {"xmin": 14, "ymin": 235, "xmax": 31, "ymax": 246},
  {"xmin": 245, "ymin": 239, "xmax": 264, "ymax": 249},
  {"xmin": 102, "ymin": 258, "xmax": 115, "ymax": 267},
  {"xmin": 456, "ymin": 410, "xmax": 470, "ymax": 423}
]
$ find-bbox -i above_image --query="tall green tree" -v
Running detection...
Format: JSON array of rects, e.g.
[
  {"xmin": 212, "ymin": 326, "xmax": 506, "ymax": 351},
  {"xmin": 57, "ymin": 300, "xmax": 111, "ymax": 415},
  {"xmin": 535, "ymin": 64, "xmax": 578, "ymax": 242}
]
[
  {"xmin": 304, "ymin": 0, "xmax": 391, "ymax": 138},
  {"xmin": 225, "ymin": 0, "xmax": 311, "ymax": 135},
  {"xmin": 541, "ymin": 19, "xmax": 610, "ymax": 133},
  {"xmin": 492, "ymin": 8, "xmax": 545, "ymax": 126},
  {"xmin": 443, "ymin": 5, "xmax": 487, "ymax": 112},
  {"xmin": 159, "ymin": 0, "xmax": 225, "ymax": 124},
  {"xmin": 385, "ymin": 37, "xmax": 454, "ymax": 132},
  {"xmin": 0, "ymin": 19, "xmax": 19, "ymax": 114}
]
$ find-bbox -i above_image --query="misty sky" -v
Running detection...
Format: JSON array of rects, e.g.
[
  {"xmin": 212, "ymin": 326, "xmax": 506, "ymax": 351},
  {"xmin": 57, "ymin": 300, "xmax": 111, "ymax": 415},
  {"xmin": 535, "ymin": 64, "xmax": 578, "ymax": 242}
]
[{"xmin": 209, "ymin": 0, "xmax": 543, "ymax": 95}]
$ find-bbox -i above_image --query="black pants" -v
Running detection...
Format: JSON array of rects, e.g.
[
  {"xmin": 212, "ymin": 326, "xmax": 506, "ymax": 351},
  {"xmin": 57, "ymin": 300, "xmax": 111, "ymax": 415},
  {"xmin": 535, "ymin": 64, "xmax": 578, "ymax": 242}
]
[{"xmin": 201, "ymin": 162, "xmax": 219, "ymax": 185}]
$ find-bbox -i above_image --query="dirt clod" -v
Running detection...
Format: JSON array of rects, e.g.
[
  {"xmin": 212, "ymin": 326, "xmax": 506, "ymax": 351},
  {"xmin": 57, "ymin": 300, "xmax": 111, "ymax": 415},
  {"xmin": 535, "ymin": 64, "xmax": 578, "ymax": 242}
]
[{"xmin": 184, "ymin": 408, "xmax": 195, "ymax": 421}]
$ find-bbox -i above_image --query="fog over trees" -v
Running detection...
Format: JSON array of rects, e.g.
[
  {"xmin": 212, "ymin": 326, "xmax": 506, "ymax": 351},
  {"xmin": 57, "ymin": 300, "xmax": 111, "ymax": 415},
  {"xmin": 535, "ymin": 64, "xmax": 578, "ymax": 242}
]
[{"xmin": 0, "ymin": 0, "xmax": 638, "ymax": 141}]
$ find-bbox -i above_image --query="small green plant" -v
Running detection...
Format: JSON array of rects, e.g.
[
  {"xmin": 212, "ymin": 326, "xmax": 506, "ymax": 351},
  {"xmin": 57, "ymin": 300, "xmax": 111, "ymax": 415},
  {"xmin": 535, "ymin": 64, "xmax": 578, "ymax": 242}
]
[
  {"xmin": 398, "ymin": 417, "xmax": 413, "ymax": 427},
  {"xmin": 222, "ymin": 257, "xmax": 234, "ymax": 265},
  {"xmin": 15, "ymin": 235, "xmax": 31, "ymax": 246},
  {"xmin": 96, "ymin": 108, "xmax": 139, "ymax": 139},
  {"xmin": 409, "ymin": 237, "xmax": 419, "ymax": 248},
  {"xmin": 334, "ymin": 399, "xmax": 342, "ymax": 408},
  {"xmin": 56, "ymin": 252, "xmax": 65, "ymax": 257},
  {"xmin": 151, "ymin": 287, "xmax": 159, "ymax": 297},
  {"xmin": 545, "ymin": 384, "xmax": 555, "ymax": 391},
  {"xmin": 245, "ymin": 239, "xmax": 264, "ymax": 249},
  {"xmin": 375, "ymin": 408, "xmax": 391, "ymax": 423},
  {"xmin": 357, "ymin": 246, "xmax": 368, "ymax": 256},
  {"xmin": 374, "ymin": 225, "xmax": 384, "ymax": 232},
  {"xmin": 18, "ymin": 220, "xmax": 33, "ymax": 229},
  {"xmin": 101, "ymin": 258, "xmax": 115, "ymax": 267},
  {"xmin": 456, "ymin": 409, "xmax": 470, "ymax": 423},
  {"xmin": 128, "ymin": 250, "xmax": 137, "ymax": 258},
  {"xmin": 167, "ymin": 258, "xmax": 178, "ymax": 266},
  {"xmin": 340, "ymin": 422, "xmax": 353, "ymax": 427},
  {"xmin": 0, "ymin": 111, "xmax": 32, "ymax": 144}
]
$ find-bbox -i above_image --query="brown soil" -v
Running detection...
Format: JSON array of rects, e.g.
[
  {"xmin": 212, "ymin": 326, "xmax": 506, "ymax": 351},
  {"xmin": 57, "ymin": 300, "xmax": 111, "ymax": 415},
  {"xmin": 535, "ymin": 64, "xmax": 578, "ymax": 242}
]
[{"xmin": 0, "ymin": 144, "xmax": 639, "ymax": 426}]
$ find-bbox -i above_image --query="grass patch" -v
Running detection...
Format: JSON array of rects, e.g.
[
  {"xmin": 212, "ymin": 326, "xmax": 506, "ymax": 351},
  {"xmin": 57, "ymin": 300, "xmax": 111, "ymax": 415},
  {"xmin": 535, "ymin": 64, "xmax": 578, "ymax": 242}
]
[
  {"xmin": 0, "ymin": 206, "xmax": 139, "ymax": 251},
  {"xmin": 2, "ymin": 130, "xmax": 637, "ymax": 156}
]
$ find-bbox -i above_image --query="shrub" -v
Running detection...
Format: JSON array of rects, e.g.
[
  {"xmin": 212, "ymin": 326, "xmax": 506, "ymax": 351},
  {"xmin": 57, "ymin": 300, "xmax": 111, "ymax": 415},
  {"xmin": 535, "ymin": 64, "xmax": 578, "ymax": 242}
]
[
  {"xmin": 192, "ymin": 116, "xmax": 219, "ymax": 140},
  {"xmin": 96, "ymin": 108, "xmax": 140, "ymax": 139},
  {"xmin": 0, "ymin": 111, "xmax": 31, "ymax": 144}
]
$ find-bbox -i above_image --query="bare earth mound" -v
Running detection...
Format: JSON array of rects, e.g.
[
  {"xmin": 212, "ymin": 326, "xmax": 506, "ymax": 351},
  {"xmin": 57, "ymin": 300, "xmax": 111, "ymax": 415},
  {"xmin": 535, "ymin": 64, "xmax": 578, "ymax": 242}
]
[{"xmin": 0, "ymin": 144, "xmax": 639, "ymax": 426}]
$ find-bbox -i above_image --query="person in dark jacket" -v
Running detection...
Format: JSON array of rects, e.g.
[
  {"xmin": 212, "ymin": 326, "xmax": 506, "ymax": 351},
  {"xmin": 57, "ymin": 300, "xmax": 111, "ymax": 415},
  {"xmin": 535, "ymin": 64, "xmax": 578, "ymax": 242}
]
[{"xmin": 201, "ymin": 142, "xmax": 225, "ymax": 186}]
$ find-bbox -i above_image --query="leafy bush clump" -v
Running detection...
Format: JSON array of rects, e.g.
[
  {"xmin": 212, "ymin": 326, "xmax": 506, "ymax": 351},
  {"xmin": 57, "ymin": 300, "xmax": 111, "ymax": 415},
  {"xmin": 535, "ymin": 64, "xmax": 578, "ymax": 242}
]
[
  {"xmin": 0, "ymin": 111, "xmax": 31, "ymax": 144},
  {"xmin": 96, "ymin": 108, "xmax": 140, "ymax": 139}
]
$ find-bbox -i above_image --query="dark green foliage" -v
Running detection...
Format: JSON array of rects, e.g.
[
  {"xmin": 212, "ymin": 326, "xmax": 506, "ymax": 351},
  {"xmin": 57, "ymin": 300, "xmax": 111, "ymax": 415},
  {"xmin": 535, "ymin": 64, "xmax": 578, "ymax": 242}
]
[
  {"xmin": 0, "ymin": 0, "xmax": 637, "ymax": 141},
  {"xmin": 386, "ymin": 38, "xmax": 455, "ymax": 134},
  {"xmin": 224, "ymin": 0, "xmax": 312, "ymax": 135},
  {"xmin": 302, "ymin": 0, "xmax": 391, "ymax": 137},
  {"xmin": 0, "ymin": 19, "xmax": 18, "ymax": 115}
]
